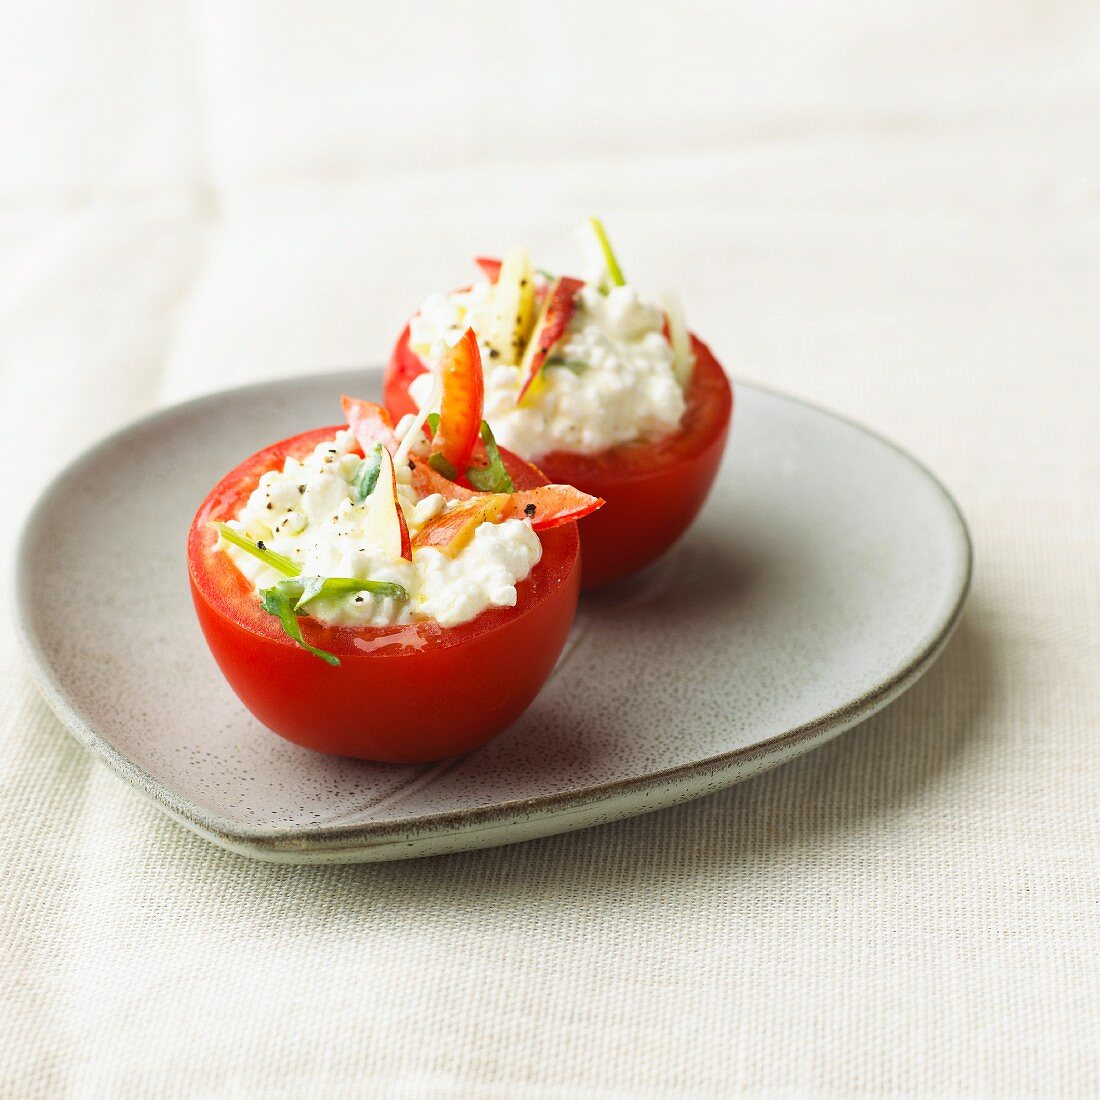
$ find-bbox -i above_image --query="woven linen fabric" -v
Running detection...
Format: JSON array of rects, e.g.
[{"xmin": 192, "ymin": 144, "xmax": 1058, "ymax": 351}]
[{"xmin": 2, "ymin": 3, "xmax": 1098, "ymax": 1097}]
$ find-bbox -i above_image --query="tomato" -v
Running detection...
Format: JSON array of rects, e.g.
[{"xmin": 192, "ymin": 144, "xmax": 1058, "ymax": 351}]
[
  {"xmin": 385, "ymin": 328, "xmax": 733, "ymax": 589},
  {"xmin": 188, "ymin": 427, "xmax": 581, "ymax": 762},
  {"xmin": 474, "ymin": 256, "xmax": 502, "ymax": 281}
]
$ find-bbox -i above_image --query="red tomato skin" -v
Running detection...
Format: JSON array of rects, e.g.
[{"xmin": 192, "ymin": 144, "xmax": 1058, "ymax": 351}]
[
  {"xmin": 385, "ymin": 326, "xmax": 733, "ymax": 589},
  {"xmin": 386, "ymin": 325, "xmax": 429, "ymax": 422},
  {"xmin": 188, "ymin": 429, "xmax": 580, "ymax": 762}
]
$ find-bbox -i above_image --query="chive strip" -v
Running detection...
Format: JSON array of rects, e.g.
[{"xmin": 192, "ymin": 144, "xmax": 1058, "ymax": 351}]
[
  {"xmin": 260, "ymin": 581, "xmax": 340, "ymax": 666},
  {"xmin": 467, "ymin": 421, "xmax": 515, "ymax": 494},
  {"xmin": 427, "ymin": 413, "xmax": 512, "ymax": 492},
  {"xmin": 259, "ymin": 576, "xmax": 410, "ymax": 665},
  {"xmin": 212, "ymin": 522, "xmax": 300, "ymax": 577},
  {"xmin": 429, "ymin": 452, "xmax": 457, "ymax": 480},
  {"xmin": 293, "ymin": 575, "xmax": 407, "ymax": 610},
  {"xmin": 543, "ymin": 357, "xmax": 588, "ymax": 373},
  {"xmin": 351, "ymin": 443, "xmax": 383, "ymax": 503},
  {"xmin": 424, "ymin": 413, "xmax": 459, "ymax": 478}
]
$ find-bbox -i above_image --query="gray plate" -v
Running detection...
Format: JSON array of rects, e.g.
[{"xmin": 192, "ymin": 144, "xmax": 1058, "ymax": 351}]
[{"xmin": 15, "ymin": 369, "xmax": 970, "ymax": 863}]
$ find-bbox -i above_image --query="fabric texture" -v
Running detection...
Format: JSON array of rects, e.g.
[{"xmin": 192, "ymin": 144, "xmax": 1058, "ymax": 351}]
[{"xmin": 2, "ymin": 3, "xmax": 1098, "ymax": 1096}]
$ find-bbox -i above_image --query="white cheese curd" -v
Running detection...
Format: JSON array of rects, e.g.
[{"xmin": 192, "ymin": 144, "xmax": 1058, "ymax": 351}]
[
  {"xmin": 407, "ymin": 281, "xmax": 687, "ymax": 462},
  {"xmin": 219, "ymin": 429, "xmax": 542, "ymax": 629}
]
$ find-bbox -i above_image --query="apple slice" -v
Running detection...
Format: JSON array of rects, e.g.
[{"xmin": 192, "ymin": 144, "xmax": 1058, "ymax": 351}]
[
  {"xmin": 411, "ymin": 495, "xmax": 509, "ymax": 558},
  {"xmin": 474, "ymin": 256, "xmax": 501, "ymax": 282},
  {"xmin": 516, "ymin": 276, "xmax": 585, "ymax": 404},
  {"xmin": 430, "ymin": 328, "xmax": 484, "ymax": 479},
  {"xmin": 483, "ymin": 245, "xmax": 537, "ymax": 364},
  {"xmin": 498, "ymin": 484, "xmax": 603, "ymax": 531},
  {"xmin": 363, "ymin": 445, "xmax": 412, "ymax": 561},
  {"xmin": 342, "ymin": 395, "xmax": 399, "ymax": 453}
]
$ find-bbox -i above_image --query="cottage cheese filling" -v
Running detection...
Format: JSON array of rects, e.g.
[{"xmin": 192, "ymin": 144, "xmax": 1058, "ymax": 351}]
[
  {"xmin": 219, "ymin": 429, "xmax": 542, "ymax": 629},
  {"xmin": 408, "ymin": 281, "xmax": 686, "ymax": 462}
]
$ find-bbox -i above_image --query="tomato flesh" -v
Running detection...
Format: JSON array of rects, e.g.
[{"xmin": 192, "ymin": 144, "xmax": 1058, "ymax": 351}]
[
  {"xmin": 386, "ymin": 327, "xmax": 733, "ymax": 588},
  {"xmin": 188, "ymin": 428, "xmax": 580, "ymax": 762},
  {"xmin": 474, "ymin": 256, "xmax": 502, "ymax": 281}
]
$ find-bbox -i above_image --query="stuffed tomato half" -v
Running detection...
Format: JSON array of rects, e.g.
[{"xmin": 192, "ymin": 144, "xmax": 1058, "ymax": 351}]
[
  {"xmin": 188, "ymin": 358, "xmax": 601, "ymax": 763},
  {"xmin": 385, "ymin": 219, "xmax": 733, "ymax": 588}
]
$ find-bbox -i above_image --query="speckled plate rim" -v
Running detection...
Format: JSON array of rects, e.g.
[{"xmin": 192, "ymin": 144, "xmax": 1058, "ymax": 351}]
[{"xmin": 14, "ymin": 372, "xmax": 972, "ymax": 864}]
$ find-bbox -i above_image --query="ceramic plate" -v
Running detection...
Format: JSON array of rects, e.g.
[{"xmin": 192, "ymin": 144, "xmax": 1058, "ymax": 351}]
[{"xmin": 15, "ymin": 369, "xmax": 970, "ymax": 863}]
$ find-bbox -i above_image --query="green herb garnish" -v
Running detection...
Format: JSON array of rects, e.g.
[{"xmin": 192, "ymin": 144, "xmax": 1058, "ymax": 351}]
[
  {"xmin": 543, "ymin": 357, "xmax": 589, "ymax": 373},
  {"xmin": 467, "ymin": 421, "xmax": 514, "ymax": 493},
  {"xmin": 292, "ymin": 575, "xmax": 407, "ymax": 610},
  {"xmin": 214, "ymin": 522, "xmax": 408, "ymax": 664},
  {"xmin": 351, "ymin": 443, "xmax": 383, "ymax": 503},
  {"xmin": 212, "ymin": 522, "xmax": 300, "ymax": 577},
  {"xmin": 259, "ymin": 576, "xmax": 409, "ymax": 666},
  {"xmin": 428, "ymin": 452, "xmax": 457, "ymax": 479},
  {"xmin": 260, "ymin": 580, "xmax": 341, "ymax": 665},
  {"xmin": 423, "ymin": 413, "xmax": 458, "ymax": 477},
  {"xmin": 425, "ymin": 413, "xmax": 512, "ymax": 492}
]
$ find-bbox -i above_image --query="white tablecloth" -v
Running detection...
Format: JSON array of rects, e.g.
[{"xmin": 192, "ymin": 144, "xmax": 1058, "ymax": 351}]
[{"xmin": 3, "ymin": 4, "xmax": 1098, "ymax": 1096}]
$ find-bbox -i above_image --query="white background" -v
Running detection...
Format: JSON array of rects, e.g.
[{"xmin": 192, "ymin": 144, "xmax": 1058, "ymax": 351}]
[{"xmin": 2, "ymin": 3, "xmax": 1098, "ymax": 1096}]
